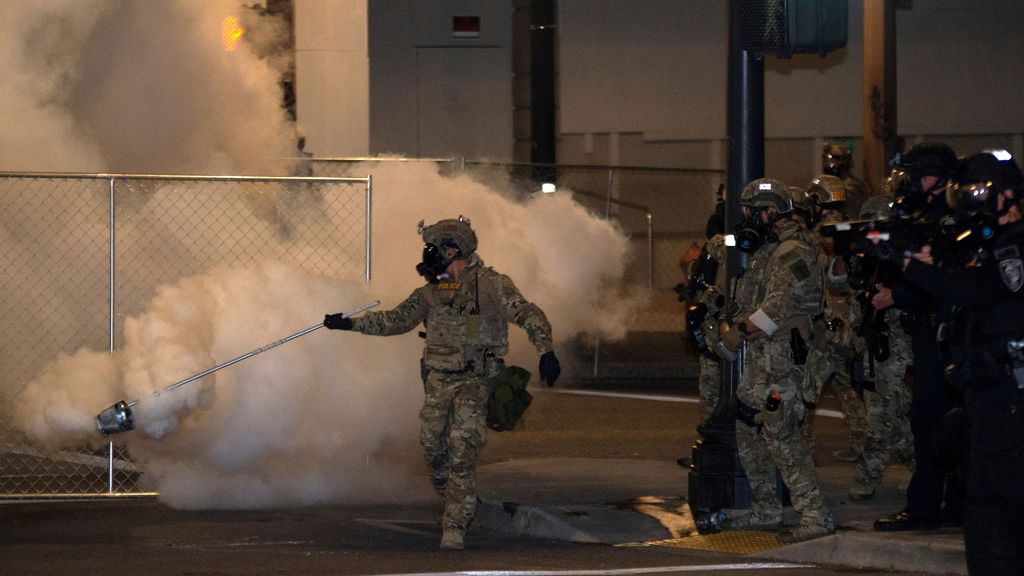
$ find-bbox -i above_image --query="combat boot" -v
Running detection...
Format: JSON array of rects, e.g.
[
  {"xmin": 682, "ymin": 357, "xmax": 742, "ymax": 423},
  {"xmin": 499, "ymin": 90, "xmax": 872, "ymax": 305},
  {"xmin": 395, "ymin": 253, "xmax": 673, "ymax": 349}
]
[
  {"xmin": 777, "ymin": 521, "xmax": 835, "ymax": 543},
  {"xmin": 440, "ymin": 529, "xmax": 464, "ymax": 550},
  {"xmin": 723, "ymin": 509, "xmax": 783, "ymax": 530}
]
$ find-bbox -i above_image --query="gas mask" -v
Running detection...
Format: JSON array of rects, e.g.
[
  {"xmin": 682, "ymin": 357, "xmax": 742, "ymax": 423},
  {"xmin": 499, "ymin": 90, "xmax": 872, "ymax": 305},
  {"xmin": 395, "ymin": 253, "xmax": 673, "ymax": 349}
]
[
  {"xmin": 948, "ymin": 180, "xmax": 1003, "ymax": 247},
  {"xmin": 416, "ymin": 243, "xmax": 446, "ymax": 283},
  {"xmin": 822, "ymin": 161, "xmax": 844, "ymax": 178},
  {"xmin": 889, "ymin": 169, "xmax": 926, "ymax": 219},
  {"xmin": 416, "ymin": 240, "xmax": 465, "ymax": 283},
  {"xmin": 736, "ymin": 208, "xmax": 772, "ymax": 253}
]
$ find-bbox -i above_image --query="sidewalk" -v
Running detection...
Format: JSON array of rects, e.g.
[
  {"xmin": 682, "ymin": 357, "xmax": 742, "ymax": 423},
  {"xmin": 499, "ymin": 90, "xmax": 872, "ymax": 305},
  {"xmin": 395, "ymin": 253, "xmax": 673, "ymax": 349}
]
[{"xmin": 475, "ymin": 456, "xmax": 967, "ymax": 575}]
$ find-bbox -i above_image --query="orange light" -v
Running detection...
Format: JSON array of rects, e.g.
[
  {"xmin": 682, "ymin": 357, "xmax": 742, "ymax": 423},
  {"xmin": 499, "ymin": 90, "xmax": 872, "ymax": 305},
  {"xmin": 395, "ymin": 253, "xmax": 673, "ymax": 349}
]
[{"xmin": 221, "ymin": 16, "xmax": 245, "ymax": 52}]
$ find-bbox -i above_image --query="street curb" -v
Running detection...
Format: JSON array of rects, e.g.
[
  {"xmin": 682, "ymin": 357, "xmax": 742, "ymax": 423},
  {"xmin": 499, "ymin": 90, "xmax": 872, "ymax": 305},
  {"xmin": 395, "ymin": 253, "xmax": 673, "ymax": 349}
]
[
  {"xmin": 755, "ymin": 531, "xmax": 967, "ymax": 576},
  {"xmin": 479, "ymin": 499, "xmax": 967, "ymax": 576}
]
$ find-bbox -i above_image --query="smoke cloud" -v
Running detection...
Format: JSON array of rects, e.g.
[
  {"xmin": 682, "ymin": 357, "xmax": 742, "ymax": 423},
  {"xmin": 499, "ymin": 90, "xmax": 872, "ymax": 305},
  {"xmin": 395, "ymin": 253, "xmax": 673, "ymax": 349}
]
[
  {"xmin": 0, "ymin": 0, "xmax": 296, "ymax": 174},
  {"xmin": 3, "ymin": 3, "xmax": 639, "ymax": 509},
  {"xmin": 11, "ymin": 160, "xmax": 635, "ymax": 509}
]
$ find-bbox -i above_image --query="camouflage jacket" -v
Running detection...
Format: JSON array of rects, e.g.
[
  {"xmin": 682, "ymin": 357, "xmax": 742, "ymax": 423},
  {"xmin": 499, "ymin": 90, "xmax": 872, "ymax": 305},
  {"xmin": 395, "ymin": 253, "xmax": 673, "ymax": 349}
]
[
  {"xmin": 811, "ymin": 225, "xmax": 862, "ymax": 354},
  {"xmin": 695, "ymin": 234, "xmax": 727, "ymax": 342},
  {"xmin": 735, "ymin": 218, "xmax": 824, "ymax": 342},
  {"xmin": 353, "ymin": 256, "xmax": 553, "ymax": 372}
]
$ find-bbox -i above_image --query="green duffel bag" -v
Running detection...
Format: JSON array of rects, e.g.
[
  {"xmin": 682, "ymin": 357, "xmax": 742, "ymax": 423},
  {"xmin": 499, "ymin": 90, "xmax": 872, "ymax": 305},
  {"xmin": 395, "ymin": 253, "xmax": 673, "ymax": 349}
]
[{"xmin": 486, "ymin": 365, "xmax": 533, "ymax": 431}]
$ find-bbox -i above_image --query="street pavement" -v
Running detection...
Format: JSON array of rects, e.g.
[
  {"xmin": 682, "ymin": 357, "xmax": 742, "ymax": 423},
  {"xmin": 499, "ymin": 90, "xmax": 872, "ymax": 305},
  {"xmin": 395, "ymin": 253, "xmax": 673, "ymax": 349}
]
[
  {"xmin": 0, "ymin": 386, "xmax": 963, "ymax": 575},
  {"xmin": 475, "ymin": 389, "xmax": 967, "ymax": 576}
]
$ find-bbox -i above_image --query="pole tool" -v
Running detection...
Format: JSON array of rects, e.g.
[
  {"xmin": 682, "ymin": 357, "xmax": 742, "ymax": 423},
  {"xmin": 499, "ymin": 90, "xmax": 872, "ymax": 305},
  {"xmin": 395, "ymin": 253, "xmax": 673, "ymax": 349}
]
[{"xmin": 95, "ymin": 300, "xmax": 380, "ymax": 436}]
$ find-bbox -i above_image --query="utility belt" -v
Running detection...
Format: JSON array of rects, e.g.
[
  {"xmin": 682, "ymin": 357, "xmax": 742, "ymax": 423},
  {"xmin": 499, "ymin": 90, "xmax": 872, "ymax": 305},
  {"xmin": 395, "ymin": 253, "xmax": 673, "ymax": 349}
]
[
  {"xmin": 767, "ymin": 314, "xmax": 813, "ymax": 343},
  {"xmin": 434, "ymin": 360, "xmax": 477, "ymax": 375},
  {"xmin": 426, "ymin": 347, "xmax": 502, "ymax": 377}
]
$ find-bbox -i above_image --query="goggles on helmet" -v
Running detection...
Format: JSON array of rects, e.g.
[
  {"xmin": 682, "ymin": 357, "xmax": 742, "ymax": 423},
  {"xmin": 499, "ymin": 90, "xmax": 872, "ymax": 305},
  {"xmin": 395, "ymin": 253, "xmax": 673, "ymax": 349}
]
[{"xmin": 947, "ymin": 180, "xmax": 994, "ymax": 216}]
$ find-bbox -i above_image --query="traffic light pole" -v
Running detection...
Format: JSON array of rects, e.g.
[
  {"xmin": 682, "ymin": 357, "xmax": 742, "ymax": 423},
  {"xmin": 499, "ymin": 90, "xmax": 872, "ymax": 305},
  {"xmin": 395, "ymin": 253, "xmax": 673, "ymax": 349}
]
[{"xmin": 687, "ymin": 0, "xmax": 764, "ymax": 519}]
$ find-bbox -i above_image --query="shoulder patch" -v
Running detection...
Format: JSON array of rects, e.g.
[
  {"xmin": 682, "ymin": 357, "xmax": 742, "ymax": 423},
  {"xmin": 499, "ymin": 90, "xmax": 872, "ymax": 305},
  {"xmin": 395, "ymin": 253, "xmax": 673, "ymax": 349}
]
[
  {"xmin": 777, "ymin": 247, "xmax": 802, "ymax": 266},
  {"xmin": 789, "ymin": 259, "xmax": 811, "ymax": 281}
]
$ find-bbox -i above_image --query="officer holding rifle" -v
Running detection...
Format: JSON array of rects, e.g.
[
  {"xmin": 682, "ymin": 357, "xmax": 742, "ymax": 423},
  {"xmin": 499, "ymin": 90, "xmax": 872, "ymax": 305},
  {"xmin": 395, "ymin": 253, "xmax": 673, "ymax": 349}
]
[{"xmin": 898, "ymin": 150, "xmax": 1024, "ymax": 576}]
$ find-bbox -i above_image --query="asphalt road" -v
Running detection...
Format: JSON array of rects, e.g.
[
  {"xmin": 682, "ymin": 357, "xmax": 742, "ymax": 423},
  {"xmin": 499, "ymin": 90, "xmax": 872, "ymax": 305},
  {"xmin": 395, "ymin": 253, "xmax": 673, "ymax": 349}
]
[{"xmin": 0, "ymin": 387, "xmax": 934, "ymax": 576}]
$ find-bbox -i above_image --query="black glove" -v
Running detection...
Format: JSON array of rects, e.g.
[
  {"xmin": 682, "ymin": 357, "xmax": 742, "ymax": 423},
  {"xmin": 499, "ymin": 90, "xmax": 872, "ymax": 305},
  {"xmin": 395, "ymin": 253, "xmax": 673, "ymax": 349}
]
[
  {"xmin": 539, "ymin": 351, "xmax": 561, "ymax": 386},
  {"xmin": 323, "ymin": 313, "xmax": 353, "ymax": 330}
]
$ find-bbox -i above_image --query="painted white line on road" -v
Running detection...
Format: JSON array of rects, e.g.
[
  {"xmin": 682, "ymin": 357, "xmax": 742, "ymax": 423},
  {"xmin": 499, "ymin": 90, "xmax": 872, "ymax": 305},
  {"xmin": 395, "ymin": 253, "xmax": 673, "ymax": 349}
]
[
  {"xmin": 374, "ymin": 562, "xmax": 810, "ymax": 576},
  {"xmin": 553, "ymin": 389, "xmax": 844, "ymax": 419},
  {"xmin": 554, "ymin": 389, "xmax": 699, "ymax": 403}
]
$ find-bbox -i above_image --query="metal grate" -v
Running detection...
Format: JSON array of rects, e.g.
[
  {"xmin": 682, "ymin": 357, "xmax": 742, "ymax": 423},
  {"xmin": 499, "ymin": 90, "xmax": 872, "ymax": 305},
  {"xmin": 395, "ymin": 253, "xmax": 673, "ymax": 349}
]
[
  {"xmin": 0, "ymin": 173, "xmax": 370, "ymax": 496},
  {"xmin": 644, "ymin": 530, "xmax": 786, "ymax": 555}
]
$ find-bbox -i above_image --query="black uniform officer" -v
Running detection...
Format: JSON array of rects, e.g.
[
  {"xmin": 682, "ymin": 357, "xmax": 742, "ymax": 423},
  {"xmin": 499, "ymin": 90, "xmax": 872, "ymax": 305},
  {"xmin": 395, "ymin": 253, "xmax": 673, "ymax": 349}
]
[
  {"xmin": 901, "ymin": 150, "xmax": 1024, "ymax": 576},
  {"xmin": 872, "ymin": 143, "xmax": 964, "ymax": 531}
]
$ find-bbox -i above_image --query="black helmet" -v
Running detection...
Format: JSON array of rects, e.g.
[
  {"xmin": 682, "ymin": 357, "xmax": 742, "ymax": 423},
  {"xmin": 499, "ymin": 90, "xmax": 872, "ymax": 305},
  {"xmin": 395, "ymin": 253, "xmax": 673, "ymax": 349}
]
[
  {"xmin": 895, "ymin": 143, "xmax": 957, "ymax": 180},
  {"xmin": 947, "ymin": 150, "xmax": 1023, "ymax": 218},
  {"xmin": 890, "ymin": 143, "xmax": 957, "ymax": 217}
]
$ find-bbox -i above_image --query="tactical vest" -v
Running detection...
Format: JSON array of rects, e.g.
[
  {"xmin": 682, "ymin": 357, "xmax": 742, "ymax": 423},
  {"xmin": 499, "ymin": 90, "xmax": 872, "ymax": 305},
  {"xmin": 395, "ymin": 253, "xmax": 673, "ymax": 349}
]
[
  {"xmin": 734, "ymin": 240, "xmax": 775, "ymax": 317},
  {"xmin": 734, "ymin": 221, "xmax": 823, "ymax": 341},
  {"xmin": 420, "ymin": 265, "xmax": 511, "ymax": 372}
]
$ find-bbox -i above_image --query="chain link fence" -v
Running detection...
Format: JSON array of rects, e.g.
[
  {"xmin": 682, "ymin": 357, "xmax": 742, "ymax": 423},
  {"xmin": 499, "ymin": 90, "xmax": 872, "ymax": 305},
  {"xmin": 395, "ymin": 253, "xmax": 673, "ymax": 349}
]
[{"xmin": 0, "ymin": 173, "xmax": 370, "ymax": 497}]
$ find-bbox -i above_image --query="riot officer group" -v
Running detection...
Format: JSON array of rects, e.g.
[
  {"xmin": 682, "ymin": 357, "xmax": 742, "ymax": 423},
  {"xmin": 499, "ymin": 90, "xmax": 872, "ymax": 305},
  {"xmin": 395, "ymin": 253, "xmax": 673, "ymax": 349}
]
[{"xmin": 685, "ymin": 143, "xmax": 1024, "ymax": 568}]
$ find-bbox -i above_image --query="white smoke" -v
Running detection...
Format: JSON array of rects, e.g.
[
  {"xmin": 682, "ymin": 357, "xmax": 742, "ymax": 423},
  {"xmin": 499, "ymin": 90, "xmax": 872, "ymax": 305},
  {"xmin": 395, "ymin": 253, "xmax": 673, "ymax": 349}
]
[
  {"xmin": 10, "ymin": 159, "xmax": 637, "ymax": 509},
  {"xmin": 0, "ymin": 0, "xmax": 297, "ymax": 174},
  {"xmin": 3, "ymin": 2, "xmax": 640, "ymax": 509}
]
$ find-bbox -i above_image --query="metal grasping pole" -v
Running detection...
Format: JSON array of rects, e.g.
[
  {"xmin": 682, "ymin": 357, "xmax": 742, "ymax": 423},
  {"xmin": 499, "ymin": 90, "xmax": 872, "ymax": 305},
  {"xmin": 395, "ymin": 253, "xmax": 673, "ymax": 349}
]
[{"xmin": 127, "ymin": 299, "xmax": 380, "ymax": 408}]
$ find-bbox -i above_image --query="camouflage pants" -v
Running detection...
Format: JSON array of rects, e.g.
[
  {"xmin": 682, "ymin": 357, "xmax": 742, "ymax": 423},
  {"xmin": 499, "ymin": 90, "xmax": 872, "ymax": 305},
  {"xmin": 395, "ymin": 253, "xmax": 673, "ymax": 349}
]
[
  {"xmin": 737, "ymin": 340, "xmax": 833, "ymax": 528},
  {"xmin": 854, "ymin": 330, "xmax": 915, "ymax": 492},
  {"xmin": 698, "ymin": 354, "xmax": 721, "ymax": 421},
  {"xmin": 808, "ymin": 345, "xmax": 868, "ymax": 452},
  {"xmin": 420, "ymin": 369, "xmax": 490, "ymax": 533}
]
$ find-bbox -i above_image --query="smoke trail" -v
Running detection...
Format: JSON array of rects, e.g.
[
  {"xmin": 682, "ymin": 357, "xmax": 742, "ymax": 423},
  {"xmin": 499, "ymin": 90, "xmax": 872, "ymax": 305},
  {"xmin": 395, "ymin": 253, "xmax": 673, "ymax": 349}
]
[
  {"xmin": 3, "ymin": 2, "xmax": 640, "ymax": 509},
  {"xmin": 0, "ymin": 0, "xmax": 297, "ymax": 174},
  {"xmin": 10, "ymin": 160, "xmax": 637, "ymax": 509}
]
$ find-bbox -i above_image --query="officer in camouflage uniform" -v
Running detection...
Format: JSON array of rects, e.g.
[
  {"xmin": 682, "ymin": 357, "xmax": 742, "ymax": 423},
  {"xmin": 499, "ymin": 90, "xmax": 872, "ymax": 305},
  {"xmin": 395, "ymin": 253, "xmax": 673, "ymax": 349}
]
[
  {"xmin": 324, "ymin": 217, "xmax": 561, "ymax": 550},
  {"xmin": 804, "ymin": 175, "xmax": 870, "ymax": 462},
  {"xmin": 717, "ymin": 178, "xmax": 835, "ymax": 543},
  {"xmin": 849, "ymin": 194, "xmax": 915, "ymax": 500},
  {"xmin": 824, "ymin": 141, "xmax": 869, "ymax": 218},
  {"xmin": 681, "ymin": 206, "xmax": 727, "ymax": 425},
  {"xmin": 694, "ymin": 232, "xmax": 726, "ymax": 423}
]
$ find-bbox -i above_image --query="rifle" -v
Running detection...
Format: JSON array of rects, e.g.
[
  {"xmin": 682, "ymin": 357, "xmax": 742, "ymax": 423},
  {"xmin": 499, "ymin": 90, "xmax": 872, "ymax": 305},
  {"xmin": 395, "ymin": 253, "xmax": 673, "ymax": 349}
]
[
  {"xmin": 821, "ymin": 216, "xmax": 956, "ymax": 264},
  {"xmin": 849, "ymin": 253, "xmax": 894, "ymax": 392}
]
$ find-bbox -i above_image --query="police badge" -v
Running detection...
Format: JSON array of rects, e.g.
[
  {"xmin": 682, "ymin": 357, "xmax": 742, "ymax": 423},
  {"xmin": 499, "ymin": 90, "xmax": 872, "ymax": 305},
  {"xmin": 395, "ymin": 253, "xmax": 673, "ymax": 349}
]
[{"xmin": 996, "ymin": 245, "xmax": 1024, "ymax": 292}]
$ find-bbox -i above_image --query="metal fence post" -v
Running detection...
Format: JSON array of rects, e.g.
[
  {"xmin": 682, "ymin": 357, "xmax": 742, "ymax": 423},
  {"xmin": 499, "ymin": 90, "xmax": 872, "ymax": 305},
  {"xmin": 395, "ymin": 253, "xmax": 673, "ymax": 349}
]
[
  {"xmin": 647, "ymin": 211, "xmax": 654, "ymax": 289},
  {"xmin": 108, "ymin": 177, "xmax": 116, "ymax": 493},
  {"xmin": 365, "ymin": 174, "xmax": 373, "ymax": 283}
]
